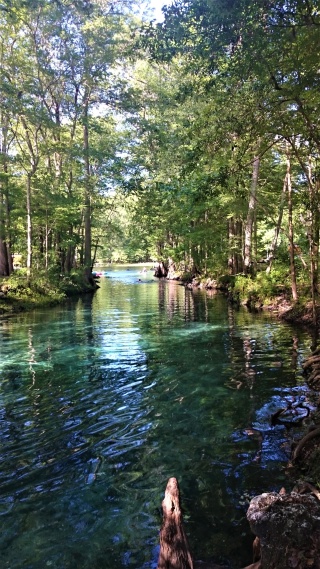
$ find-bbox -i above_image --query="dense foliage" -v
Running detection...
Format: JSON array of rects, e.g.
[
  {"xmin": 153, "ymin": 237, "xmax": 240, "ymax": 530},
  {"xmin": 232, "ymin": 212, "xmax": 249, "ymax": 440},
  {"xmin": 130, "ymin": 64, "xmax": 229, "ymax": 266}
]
[
  {"xmin": 0, "ymin": 0, "xmax": 140, "ymax": 281},
  {"xmin": 1, "ymin": 0, "xmax": 320, "ymax": 312}
]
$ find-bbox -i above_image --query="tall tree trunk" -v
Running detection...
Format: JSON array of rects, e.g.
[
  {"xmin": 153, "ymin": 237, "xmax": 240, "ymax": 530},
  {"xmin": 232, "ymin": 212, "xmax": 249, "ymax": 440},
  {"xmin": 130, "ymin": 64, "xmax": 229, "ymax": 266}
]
[
  {"xmin": 253, "ymin": 204, "xmax": 258, "ymax": 275},
  {"xmin": 26, "ymin": 172, "xmax": 32, "ymax": 274},
  {"xmin": 286, "ymin": 148, "xmax": 298, "ymax": 301},
  {"xmin": 83, "ymin": 100, "xmax": 92, "ymax": 284},
  {"xmin": 307, "ymin": 156, "xmax": 319, "ymax": 325},
  {"xmin": 228, "ymin": 218, "xmax": 243, "ymax": 274},
  {"xmin": 266, "ymin": 170, "xmax": 287, "ymax": 274},
  {"xmin": 236, "ymin": 220, "xmax": 244, "ymax": 273},
  {"xmin": 0, "ymin": 184, "xmax": 9, "ymax": 276},
  {"xmin": 203, "ymin": 209, "xmax": 208, "ymax": 274},
  {"xmin": 45, "ymin": 216, "xmax": 49, "ymax": 271},
  {"xmin": 0, "ymin": 116, "xmax": 12, "ymax": 276},
  {"xmin": 20, "ymin": 118, "xmax": 39, "ymax": 277},
  {"xmin": 5, "ymin": 188, "xmax": 13, "ymax": 274},
  {"xmin": 64, "ymin": 226, "xmax": 75, "ymax": 274},
  {"xmin": 244, "ymin": 154, "xmax": 260, "ymax": 275},
  {"xmin": 91, "ymin": 237, "xmax": 99, "ymax": 270},
  {"xmin": 0, "ymin": 239, "xmax": 9, "ymax": 276},
  {"xmin": 228, "ymin": 218, "xmax": 236, "ymax": 274}
]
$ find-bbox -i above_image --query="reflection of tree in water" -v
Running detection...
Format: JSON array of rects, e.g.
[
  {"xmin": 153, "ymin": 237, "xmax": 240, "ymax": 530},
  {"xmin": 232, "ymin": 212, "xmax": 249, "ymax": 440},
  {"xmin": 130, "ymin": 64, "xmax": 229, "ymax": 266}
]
[
  {"xmin": 224, "ymin": 304, "xmax": 315, "ymax": 482},
  {"xmin": 158, "ymin": 279, "xmax": 227, "ymax": 325},
  {"xmin": 291, "ymin": 334, "xmax": 299, "ymax": 370},
  {"xmin": 133, "ymin": 293, "xmax": 271, "ymax": 565},
  {"xmin": 243, "ymin": 333, "xmax": 256, "ymax": 391},
  {"xmin": 0, "ymin": 279, "xmax": 314, "ymax": 569},
  {"xmin": 225, "ymin": 306, "xmax": 309, "ymax": 393},
  {"xmin": 158, "ymin": 279, "xmax": 196, "ymax": 322}
]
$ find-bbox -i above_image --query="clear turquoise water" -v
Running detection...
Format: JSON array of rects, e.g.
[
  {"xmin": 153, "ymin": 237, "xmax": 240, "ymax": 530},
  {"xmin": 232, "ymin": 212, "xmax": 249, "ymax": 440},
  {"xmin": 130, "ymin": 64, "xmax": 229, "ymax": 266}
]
[{"xmin": 0, "ymin": 266, "xmax": 313, "ymax": 568}]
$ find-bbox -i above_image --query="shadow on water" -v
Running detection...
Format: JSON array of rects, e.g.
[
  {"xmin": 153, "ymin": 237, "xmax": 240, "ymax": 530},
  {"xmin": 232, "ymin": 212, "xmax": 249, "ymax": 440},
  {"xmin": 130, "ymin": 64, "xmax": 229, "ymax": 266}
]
[{"xmin": 0, "ymin": 265, "xmax": 315, "ymax": 568}]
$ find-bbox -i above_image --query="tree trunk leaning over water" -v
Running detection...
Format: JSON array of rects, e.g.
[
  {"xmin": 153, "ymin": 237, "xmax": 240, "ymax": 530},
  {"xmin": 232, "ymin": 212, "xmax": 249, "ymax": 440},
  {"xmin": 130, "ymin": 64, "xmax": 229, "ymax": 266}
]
[{"xmin": 157, "ymin": 477, "xmax": 193, "ymax": 569}]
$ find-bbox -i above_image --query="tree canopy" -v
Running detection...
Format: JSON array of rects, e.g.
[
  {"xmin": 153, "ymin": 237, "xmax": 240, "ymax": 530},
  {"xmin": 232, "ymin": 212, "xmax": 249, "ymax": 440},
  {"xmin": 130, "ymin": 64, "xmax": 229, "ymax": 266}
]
[{"xmin": 0, "ymin": 0, "xmax": 320, "ymax": 308}]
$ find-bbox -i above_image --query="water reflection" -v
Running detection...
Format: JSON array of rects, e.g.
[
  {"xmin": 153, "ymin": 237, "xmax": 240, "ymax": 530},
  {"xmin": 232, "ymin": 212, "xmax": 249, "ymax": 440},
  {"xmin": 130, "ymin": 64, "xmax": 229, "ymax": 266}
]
[{"xmin": 0, "ymin": 266, "xmax": 314, "ymax": 568}]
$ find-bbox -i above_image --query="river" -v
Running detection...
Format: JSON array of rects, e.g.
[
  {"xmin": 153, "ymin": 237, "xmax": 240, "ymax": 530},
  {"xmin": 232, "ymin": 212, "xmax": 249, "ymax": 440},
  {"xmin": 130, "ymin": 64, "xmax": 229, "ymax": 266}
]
[{"xmin": 0, "ymin": 265, "xmax": 315, "ymax": 568}]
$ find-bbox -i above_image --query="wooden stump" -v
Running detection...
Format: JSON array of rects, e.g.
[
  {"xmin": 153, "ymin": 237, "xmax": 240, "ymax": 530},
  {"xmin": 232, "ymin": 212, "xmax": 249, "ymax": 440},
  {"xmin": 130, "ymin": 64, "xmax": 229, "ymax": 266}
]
[{"xmin": 157, "ymin": 477, "xmax": 194, "ymax": 569}]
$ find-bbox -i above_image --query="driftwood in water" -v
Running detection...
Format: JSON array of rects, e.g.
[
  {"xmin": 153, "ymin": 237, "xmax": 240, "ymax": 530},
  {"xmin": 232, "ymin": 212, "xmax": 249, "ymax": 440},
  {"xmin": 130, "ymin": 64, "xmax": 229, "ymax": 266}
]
[{"xmin": 157, "ymin": 477, "xmax": 193, "ymax": 569}]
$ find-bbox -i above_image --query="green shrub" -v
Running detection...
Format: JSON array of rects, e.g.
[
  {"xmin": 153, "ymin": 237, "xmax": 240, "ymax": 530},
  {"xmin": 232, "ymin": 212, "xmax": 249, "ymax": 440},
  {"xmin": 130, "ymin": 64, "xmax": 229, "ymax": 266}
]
[{"xmin": 233, "ymin": 268, "xmax": 291, "ymax": 306}]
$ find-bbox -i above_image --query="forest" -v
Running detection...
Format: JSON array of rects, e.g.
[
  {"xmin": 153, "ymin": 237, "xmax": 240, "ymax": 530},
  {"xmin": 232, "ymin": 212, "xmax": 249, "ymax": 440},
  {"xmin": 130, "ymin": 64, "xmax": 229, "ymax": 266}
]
[{"xmin": 0, "ymin": 0, "xmax": 320, "ymax": 313}]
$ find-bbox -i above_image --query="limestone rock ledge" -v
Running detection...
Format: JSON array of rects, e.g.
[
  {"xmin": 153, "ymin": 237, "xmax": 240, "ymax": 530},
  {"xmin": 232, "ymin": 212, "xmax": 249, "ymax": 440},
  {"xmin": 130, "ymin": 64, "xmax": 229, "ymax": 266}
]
[{"xmin": 246, "ymin": 491, "xmax": 320, "ymax": 569}]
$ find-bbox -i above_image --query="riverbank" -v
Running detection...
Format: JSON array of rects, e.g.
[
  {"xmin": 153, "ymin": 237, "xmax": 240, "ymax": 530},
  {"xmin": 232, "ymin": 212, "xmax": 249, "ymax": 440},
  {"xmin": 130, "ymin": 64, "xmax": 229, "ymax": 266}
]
[
  {"xmin": 0, "ymin": 269, "xmax": 98, "ymax": 315},
  {"xmin": 175, "ymin": 269, "xmax": 320, "ymax": 330}
]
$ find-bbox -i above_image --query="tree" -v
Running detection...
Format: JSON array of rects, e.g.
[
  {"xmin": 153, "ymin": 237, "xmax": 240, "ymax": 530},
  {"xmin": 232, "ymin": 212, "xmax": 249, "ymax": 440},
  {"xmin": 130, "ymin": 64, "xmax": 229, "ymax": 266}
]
[
  {"xmin": 135, "ymin": 0, "xmax": 320, "ymax": 300},
  {"xmin": 0, "ymin": 0, "xmax": 143, "ymax": 279}
]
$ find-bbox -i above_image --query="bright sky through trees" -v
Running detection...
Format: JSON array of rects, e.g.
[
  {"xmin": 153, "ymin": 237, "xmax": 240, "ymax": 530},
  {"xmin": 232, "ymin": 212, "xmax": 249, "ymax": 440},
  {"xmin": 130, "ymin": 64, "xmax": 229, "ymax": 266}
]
[{"xmin": 148, "ymin": 0, "xmax": 170, "ymax": 21}]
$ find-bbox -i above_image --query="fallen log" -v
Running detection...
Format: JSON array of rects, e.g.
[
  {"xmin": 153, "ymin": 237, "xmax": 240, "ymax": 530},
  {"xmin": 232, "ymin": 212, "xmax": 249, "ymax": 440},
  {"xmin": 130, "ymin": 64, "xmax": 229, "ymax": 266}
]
[{"xmin": 157, "ymin": 477, "xmax": 194, "ymax": 569}]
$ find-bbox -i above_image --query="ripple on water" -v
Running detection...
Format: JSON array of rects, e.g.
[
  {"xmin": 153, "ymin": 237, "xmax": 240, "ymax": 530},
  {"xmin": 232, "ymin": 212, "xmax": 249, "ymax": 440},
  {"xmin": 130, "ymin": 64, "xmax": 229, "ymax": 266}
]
[{"xmin": 0, "ymin": 267, "xmax": 313, "ymax": 568}]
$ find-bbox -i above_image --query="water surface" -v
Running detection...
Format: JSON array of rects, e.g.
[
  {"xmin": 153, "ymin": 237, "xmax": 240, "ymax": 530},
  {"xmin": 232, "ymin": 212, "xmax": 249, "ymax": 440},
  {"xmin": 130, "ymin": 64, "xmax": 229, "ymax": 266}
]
[{"xmin": 0, "ymin": 266, "xmax": 314, "ymax": 568}]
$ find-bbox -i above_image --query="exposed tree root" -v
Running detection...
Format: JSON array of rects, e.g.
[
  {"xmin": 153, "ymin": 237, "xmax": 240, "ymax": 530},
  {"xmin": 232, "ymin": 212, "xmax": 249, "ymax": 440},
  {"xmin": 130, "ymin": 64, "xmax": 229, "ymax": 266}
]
[
  {"xmin": 292, "ymin": 426, "xmax": 320, "ymax": 462},
  {"xmin": 293, "ymin": 481, "xmax": 320, "ymax": 500},
  {"xmin": 302, "ymin": 354, "xmax": 320, "ymax": 370}
]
